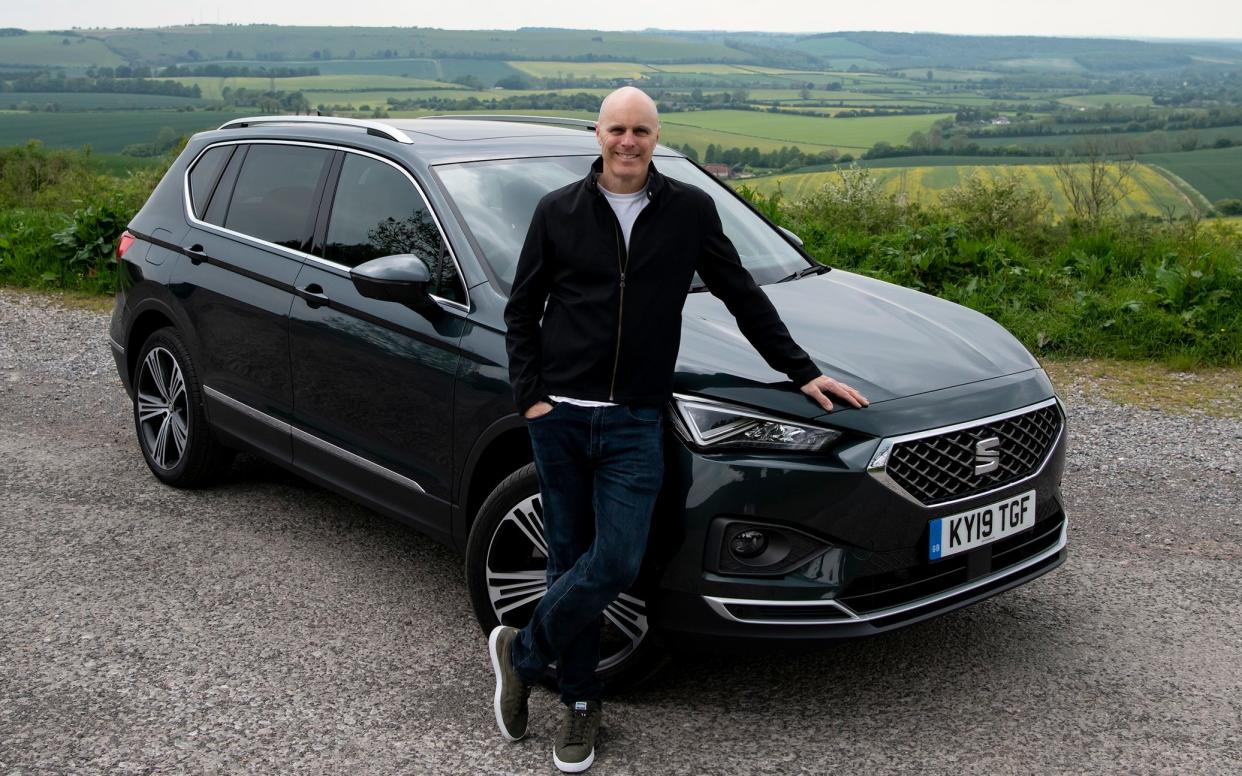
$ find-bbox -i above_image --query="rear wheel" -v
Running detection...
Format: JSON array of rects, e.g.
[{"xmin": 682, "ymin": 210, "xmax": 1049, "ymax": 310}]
[
  {"xmin": 132, "ymin": 327, "xmax": 233, "ymax": 487},
  {"xmin": 466, "ymin": 463, "xmax": 669, "ymax": 694}
]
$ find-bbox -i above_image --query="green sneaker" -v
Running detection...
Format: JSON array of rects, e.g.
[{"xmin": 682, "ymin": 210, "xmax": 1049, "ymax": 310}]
[
  {"xmin": 553, "ymin": 700, "xmax": 601, "ymax": 773},
  {"xmin": 488, "ymin": 625, "xmax": 531, "ymax": 741}
]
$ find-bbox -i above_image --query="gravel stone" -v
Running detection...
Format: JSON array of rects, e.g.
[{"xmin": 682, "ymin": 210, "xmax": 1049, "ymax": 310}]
[{"xmin": 1, "ymin": 288, "xmax": 1239, "ymax": 775}]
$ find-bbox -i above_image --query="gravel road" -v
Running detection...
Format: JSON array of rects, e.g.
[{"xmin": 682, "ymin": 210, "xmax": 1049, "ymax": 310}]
[{"xmin": 2, "ymin": 289, "xmax": 1240, "ymax": 775}]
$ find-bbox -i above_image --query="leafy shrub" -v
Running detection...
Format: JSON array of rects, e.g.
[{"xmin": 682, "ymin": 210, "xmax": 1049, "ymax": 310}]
[
  {"xmin": 938, "ymin": 172, "xmax": 1050, "ymax": 239},
  {"xmin": 50, "ymin": 203, "xmax": 124, "ymax": 292},
  {"xmin": 1215, "ymin": 198, "xmax": 1242, "ymax": 216}
]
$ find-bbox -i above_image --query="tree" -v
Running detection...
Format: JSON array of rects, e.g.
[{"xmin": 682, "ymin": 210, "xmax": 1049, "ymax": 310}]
[
  {"xmin": 1215, "ymin": 198, "xmax": 1242, "ymax": 215},
  {"xmin": 1052, "ymin": 139, "xmax": 1136, "ymax": 223}
]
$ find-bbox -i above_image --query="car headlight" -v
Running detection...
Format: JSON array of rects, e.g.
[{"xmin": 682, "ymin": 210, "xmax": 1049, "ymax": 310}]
[{"xmin": 671, "ymin": 395, "xmax": 842, "ymax": 452}]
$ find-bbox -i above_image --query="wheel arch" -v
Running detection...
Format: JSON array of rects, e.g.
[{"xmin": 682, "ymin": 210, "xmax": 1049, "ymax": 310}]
[
  {"xmin": 456, "ymin": 419, "xmax": 533, "ymax": 550},
  {"xmin": 125, "ymin": 304, "xmax": 178, "ymax": 386}
]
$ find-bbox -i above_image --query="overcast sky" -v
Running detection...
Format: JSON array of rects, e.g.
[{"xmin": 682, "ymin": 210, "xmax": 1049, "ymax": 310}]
[{"xmin": 8, "ymin": 1, "xmax": 1241, "ymax": 41}]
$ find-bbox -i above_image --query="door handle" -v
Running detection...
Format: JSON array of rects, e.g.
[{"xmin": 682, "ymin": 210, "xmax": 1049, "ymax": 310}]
[
  {"xmin": 185, "ymin": 244, "xmax": 208, "ymax": 265},
  {"xmin": 297, "ymin": 283, "xmax": 330, "ymax": 308}
]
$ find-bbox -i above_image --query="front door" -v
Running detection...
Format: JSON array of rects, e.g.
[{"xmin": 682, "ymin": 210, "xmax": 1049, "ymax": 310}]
[{"xmin": 288, "ymin": 150, "xmax": 469, "ymax": 543}]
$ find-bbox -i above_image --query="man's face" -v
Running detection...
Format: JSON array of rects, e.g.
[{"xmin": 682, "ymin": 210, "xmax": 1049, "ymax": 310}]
[{"xmin": 595, "ymin": 94, "xmax": 659, "ymax": 188}]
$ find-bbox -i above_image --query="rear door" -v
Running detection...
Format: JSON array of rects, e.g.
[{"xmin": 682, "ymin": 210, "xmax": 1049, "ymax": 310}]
[
  {"xmin": 175, "ymin": 141, "xmax": 335, "ymax": 460},
  {"xmin": 287, "ymin": 149, "xmax": 468, "ymax": 544}
]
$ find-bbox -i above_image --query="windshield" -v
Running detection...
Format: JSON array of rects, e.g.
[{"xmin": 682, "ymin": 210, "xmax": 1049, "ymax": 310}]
[{"xmin": 434, "ymin": 155, "xmax": 809, "ymax": 292}]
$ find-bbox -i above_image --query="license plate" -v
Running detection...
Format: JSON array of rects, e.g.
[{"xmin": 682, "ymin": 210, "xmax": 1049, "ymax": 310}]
[{"xmin": 928, "ymin": 489, "xmax": 1036, "ymax": 560}]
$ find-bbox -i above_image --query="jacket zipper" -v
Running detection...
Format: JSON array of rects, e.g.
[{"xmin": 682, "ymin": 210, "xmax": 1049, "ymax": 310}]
[{"xmin": 608, "ymin": 221, "xmax": 627, "ymax": 401}]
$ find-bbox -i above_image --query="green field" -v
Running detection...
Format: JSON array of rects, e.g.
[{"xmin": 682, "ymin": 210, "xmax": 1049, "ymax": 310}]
[
  {"xmin": 663, "ymin": 110, "xmax": 956, "ymax": 151},
  {"xmin": 0, "ymin": 92, "xmax": 205, "ymax": 110},
  {"xmin": 973, "ymin": 124, "xmax": 1242, "ymax": 150},
  {"xmin": 508, "ymin": 61, "xmax": 656, "ymax": 79},
  {"xmin": 0, "ymin": 110, "xmax": 250, "ymax": 153},
  {"xmin": 1058, "ymin": 94, "xmax": 1156, "ymax": 108},
  {"xmin": 895, "ymin": 68, "xmax": 999, "ymax": 81},
  {"xmin": 1140, "ymin": 146, "xmax": 1242, "ymax": 204},
  {"xmin": 166, "ymin": 74, "xmax": 462, "ymax": 100},
  {"xmin": 741, "ymin": 162, "xmax": 1192, "ymax": 218},
  {"xmin": 648, "ymin": 63, "xmax": 754, "ymax": 74},
  {"xmin": 0, "ymin": 33, "xmax": 125, "ymax": 67},
  {"xmin": 89, "ymin": 26, "xmax": 745, "ymax": 64}
]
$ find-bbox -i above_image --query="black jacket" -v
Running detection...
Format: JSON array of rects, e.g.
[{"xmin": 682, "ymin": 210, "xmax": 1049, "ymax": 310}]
[{"xmin": 504, "ymin": 158, "xmax": 821, "ymax": 413}]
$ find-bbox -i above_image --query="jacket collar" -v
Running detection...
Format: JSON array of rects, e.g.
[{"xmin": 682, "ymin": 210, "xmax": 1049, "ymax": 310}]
[{"xmin": 587, "ymin": 156, "xmax": 665, "ymax": 199}]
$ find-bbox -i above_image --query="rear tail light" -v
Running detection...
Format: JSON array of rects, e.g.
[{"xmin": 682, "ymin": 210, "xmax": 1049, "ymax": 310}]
[{"xmin": 116, "ymin": 230, "xmax": 136, "ymax": 261}]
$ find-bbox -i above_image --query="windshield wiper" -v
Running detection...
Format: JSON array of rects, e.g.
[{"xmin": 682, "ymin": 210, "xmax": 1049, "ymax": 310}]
[{"xmin": 777, "ymin": 263, "xmax": 830, "ymax": 283}]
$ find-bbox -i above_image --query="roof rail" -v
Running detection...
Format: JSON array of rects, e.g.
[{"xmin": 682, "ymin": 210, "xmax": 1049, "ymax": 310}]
[
  {"xmin": 217, "ymin": 115, "xmax": 414, "ymax": 144},
  {"xmin": 419, "ymin": 114, "xmax": 596, "ymax": 131}
]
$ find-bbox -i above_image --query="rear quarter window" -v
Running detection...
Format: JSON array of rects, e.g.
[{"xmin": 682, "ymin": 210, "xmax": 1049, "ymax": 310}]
[{"xmin": 187, "ymin": 145, "xmax": 232, "ymax": 220}]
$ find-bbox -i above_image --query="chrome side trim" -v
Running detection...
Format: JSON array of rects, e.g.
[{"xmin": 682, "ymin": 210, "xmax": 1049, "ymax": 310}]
[
  {"xmin": 218, "ymin": 115, "xmax": 415, "ymax": 144},
  {"xmin": 203, "ymin": 386, "xmax": 426, "ymax": 494},
  {"xmin": 703, "ymin": 517, "xmax": 1068, "ymax": 626},
  {"xmin": 182, "ymin": 139, "xmax": 469, "ymax": 312},
  {"xmin": 109, "ymin": 336, "xmax": 125, "ymax": 354},
  {"xmin": 868, "ymin": 397, "xmax": 1064, "ymax": 509},
  {"xmin": 291, "ymin": 426, "xmax": 426, "ymax": 494},
  {"xmin": 204, "ymin": 386, "xmax": 291, "ymax": 433}
]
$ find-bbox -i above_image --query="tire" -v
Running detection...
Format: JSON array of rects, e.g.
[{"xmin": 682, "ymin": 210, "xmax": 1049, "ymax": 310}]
[
  {"xmin": 132, "ymin": 327, "xmax": 234, "ymax": 488},
  {"xmin": 466, "ymin": 463, "xmax": 670, "ymax": 695}
]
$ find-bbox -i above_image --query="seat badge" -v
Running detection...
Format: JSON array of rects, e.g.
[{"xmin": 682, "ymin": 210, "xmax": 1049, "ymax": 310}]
[{"xmin": 974, "ymin": 437, "xmax": 1001, "ymax": 475}]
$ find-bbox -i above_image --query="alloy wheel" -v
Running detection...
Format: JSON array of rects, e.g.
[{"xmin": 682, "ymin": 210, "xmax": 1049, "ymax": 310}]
[
  {"xmin": 484, "ymin": 493, "xmax": 650, "ymax": 671},
  {"xmin": 136, "ymin": 346, "xmax": 189, "ymax": 470}
]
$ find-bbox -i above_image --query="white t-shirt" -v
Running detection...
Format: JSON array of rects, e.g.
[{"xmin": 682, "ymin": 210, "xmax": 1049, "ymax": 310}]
[
  {"xmin": 550, "ymin": 183, "xmax": 649, "ymax": 407},
  {"xmin": 599, "ymin": 183, "xmax": 649, "ymax": 252}
]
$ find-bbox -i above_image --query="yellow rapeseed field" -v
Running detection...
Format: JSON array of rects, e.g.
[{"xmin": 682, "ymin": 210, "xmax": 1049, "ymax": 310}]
[{"xmin": 741, "ymin": 163, "xmax": 1192, "ymax": 218}]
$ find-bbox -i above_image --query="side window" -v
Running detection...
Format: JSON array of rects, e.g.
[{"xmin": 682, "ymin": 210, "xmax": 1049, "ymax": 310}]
[
  {"xmin": 187, "ymin": 145, "xmax": 232, "ymax": 220},
  {"xmin": 325, "ymin": 154, "xmax": 464, "ymax": 303},
  {"xmin": 223, "ymin": 144, "xmax": 333, "ymax": 251}
]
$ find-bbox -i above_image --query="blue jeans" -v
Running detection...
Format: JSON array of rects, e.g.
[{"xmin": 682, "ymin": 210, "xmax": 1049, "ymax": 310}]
[{"xmin": 512, "ymin": 401, "xmax": 664, "ymax": 704}]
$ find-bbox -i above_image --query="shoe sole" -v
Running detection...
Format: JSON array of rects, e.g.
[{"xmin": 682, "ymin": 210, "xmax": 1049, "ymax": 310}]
[
  {"xmin": 489, "ymin": 625, "xmax": 524, "ymax": 742},
  {"xmin": 553, "ymin": 746, "xmax": 595, "ymax": 773}
]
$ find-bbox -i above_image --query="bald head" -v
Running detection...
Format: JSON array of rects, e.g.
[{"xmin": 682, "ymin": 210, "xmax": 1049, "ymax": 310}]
[{"xmin": 597, "ymin": 86, "xmax": 659, "ymax": 126}]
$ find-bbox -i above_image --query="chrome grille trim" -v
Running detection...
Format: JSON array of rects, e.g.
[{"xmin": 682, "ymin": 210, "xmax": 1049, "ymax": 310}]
[{"xmin": 868, "ymin": 398, "xmax": 1064, "ymax": 508}]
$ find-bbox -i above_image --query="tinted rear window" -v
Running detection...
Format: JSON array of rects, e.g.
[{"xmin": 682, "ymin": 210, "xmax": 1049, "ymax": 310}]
[
  {"xmin": 224, "ymin": 144, "xmax": 333, "ymax": 251},
  {"xmin": 187, "ymin": 145, "xmax": 232, "ymax": 220}
]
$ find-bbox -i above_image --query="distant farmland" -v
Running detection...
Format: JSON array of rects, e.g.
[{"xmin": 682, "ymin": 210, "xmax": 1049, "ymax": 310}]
[
  {"xmin": 167, "ymin": 74, "xmax": 462, "ymax": 100},
  {"xmin": 663, "ymin": 110, "xmax": 957, "ymax": 152},
  {"xmin": 0, "ymin": 110, "xmax": 249, "ymax": 154},
  {"xmin": 1140, "ymin": 146, "xmax": 1242, "ymax": 204},
  {"xmin": 740, "ymin": 163, "xmax": 1193, "ymax": 218}
]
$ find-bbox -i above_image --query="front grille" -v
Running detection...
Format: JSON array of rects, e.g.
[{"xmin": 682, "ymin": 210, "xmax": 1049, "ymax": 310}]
[
  {"xmin": 886, "ymin": 403, "xmax": 1062, "ymax": 505},
  {"xmin": 837, "ymin": 511, "xmax": 1065, "ymax": 615}
]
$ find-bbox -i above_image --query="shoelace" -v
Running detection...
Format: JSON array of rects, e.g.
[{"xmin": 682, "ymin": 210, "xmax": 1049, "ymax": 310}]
[{"xmin": 563, "ymin": 709, "xmax": 594, "ymax": 746}]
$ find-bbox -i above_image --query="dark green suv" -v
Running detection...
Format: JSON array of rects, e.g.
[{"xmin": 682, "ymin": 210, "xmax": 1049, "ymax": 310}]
[{"xmin": 110, "ymin": 115, "xmax": 1068, "ymax": 691}]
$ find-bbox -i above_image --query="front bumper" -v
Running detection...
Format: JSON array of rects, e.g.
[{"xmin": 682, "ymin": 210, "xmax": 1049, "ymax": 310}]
[{"xmin": 646, "ymin": 386, "xmax": 1069, "ymax": 645}]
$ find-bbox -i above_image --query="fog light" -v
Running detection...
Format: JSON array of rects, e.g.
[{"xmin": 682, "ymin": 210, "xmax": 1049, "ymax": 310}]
[{"xmin": 730, "ymin": 529, "xmax": 768, "ymax": 559}]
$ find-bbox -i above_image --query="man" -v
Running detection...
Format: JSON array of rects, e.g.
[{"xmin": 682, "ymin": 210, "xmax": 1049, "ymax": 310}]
[{"xmin": 490, "ymin": 86, "xmax": 868, "ymax": 773}]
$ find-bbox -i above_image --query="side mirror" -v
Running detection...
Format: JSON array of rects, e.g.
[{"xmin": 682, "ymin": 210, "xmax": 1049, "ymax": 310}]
[
  {"xmin": 779, "ymin": 226, "xmax": 804, "ymax": 248},
  {"xmin": 351, "ymin": 254, "xmax": 436, "ymax": 312}
]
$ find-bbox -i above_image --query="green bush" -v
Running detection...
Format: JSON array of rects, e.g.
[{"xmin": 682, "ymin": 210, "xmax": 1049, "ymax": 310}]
[
  {"xmin": 1215, "ymin": 198, "xmax": 1242, "ymax": 216},
  {"xmin": 739, "ymin": 170, "xmax": 1242, "ymax": 366}
]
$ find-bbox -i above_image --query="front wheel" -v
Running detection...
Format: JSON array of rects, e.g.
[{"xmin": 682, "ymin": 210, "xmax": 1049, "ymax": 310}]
[{"xmin": 465, "ymin": 463, "xmax": 669, "ymax": 694}]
